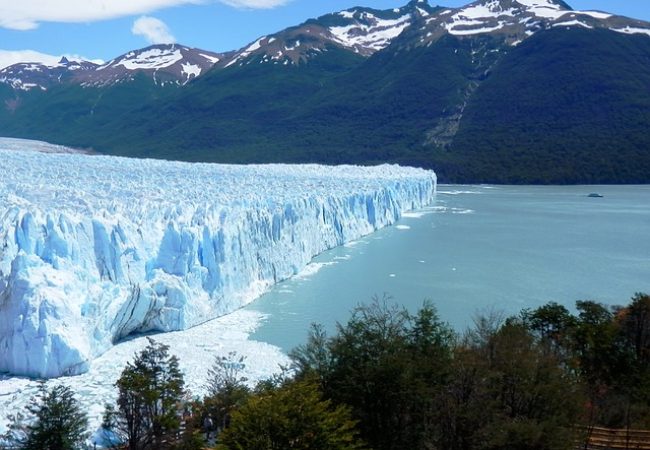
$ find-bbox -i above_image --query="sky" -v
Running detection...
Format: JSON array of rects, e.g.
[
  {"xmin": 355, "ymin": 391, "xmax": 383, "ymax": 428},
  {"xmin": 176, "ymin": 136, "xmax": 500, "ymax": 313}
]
[{"xmin": 0, "ymin": 0, "xmax": 649, "ymax": 68}]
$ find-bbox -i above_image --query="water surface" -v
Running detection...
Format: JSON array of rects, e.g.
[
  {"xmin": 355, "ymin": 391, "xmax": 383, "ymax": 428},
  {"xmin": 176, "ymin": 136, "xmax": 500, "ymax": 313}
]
[{"xmin": 246, "ymin": 185, "xmax": 650, "ymax": 351}]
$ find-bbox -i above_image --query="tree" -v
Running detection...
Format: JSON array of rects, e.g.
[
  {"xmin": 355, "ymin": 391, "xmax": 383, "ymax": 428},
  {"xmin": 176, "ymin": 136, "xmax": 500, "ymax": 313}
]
[
  {"xmin": 216, "ymin": 379, "xmax": 366, "ymax": 450},
  {"xmin": 202, "ymin": 351, "xmax": 250, "ymax": 436},
  {"xmin": 102, "ymin": 338, "xmax": 185, "ymax": 450},
  {"xmin": 292, "ymin": 297, "xmax": 455, "ymax": 450},
  {"xmin": 2, "ymin": 383, "xmax": 88, "ymax": 450},
  {"xmin": 290, "ymin": 323, "xmax": 332, "ymax": 385},
  {"xmin": 618, "ymin": 293, "xmax": 650, "ymax": 369}
]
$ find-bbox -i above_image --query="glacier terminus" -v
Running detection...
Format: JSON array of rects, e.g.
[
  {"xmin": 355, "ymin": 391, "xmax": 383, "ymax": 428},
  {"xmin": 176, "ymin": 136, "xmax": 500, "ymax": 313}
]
[{"xmin": 0, "ymin": 138, "xmax": 437, "ymax": 378}]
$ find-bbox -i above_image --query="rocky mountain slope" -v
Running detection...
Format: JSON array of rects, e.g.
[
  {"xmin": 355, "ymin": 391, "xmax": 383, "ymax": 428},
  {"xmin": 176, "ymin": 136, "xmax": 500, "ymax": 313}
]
[
  {"xmin": 0, "ymin": 44, "xmax": 225, "ymax": 90},
  {"xmin": 1, "ymin": 0, "xmax": 649, "ymax": 183}
]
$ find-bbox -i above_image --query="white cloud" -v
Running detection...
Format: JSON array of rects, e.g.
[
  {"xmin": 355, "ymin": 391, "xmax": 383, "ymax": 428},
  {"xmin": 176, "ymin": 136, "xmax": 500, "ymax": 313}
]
[
  {"xmin": 0, "ymin": 50, "xmax": 103, "ymax": 70},
  {"xmin": 132, "ymin": 16, "xmax": 175, "ymax": 44},
  {"xmin": 0, "ymin": 0, "xmax": 201, "ymax": 30},
  {"xmin": 0, "ymin": 0, "xmax": 290, "ymax": 30},
  {"xmin": 0, "ymin": 50, "xmax": 61, "ymax": 68},
  {"xmin": 218, "ymin": 0, "xmax": 290, "ymax": 8}
]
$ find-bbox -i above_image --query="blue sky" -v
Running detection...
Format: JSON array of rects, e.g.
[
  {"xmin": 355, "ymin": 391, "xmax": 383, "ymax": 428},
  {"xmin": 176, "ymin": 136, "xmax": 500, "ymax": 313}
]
[{"xmin": 0, "ymin": 0, "xmax": 649, "ymax": 67}]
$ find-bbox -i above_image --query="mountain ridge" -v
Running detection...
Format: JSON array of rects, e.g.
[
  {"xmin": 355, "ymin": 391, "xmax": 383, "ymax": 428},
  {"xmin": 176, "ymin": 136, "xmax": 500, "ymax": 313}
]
[
  {"xmin": 1, "ymin": 0, "xmax": 650, "ymax": 184},
  {"xmin": 4, "ymin": 0, "xmax": 649, "ymax": 91}
]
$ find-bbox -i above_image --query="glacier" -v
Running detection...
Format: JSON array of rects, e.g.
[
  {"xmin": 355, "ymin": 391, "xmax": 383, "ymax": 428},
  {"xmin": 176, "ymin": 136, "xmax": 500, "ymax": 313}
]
[{"xmin": 0, "ymin": 137, "xmax": 437, "ymax": 378}]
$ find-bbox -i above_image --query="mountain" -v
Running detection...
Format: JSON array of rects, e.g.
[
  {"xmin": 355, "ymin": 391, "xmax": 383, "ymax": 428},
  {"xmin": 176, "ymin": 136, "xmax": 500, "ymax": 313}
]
[
  {"xmin": 0, "ymin": 44, "xmax": 225, "ymax": 91},
  {"xmin": 215, "ymin": 0, "xmax": 440, "ymax": 68},
  {"xmin": 1, "ymin": 0, "xmax": 650, "ymax": 183},
  {"xmin": 0, "ymin": 57, "xmax": 98, "ymax": 91}
]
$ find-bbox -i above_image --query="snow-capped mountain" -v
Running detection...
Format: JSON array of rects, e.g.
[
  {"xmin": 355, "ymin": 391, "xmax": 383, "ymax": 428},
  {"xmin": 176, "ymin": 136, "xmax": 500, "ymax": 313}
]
[
  {"xmin": 2, "ymin": 0, "xmax": 649, "ymax": 86},
  {"xmin": 2, "ymin": 0, "xmax": 650, "ymax": 184},
  {"xmin": 0, "ymin": 44, "xmax": 226, "ymax": 91},
  {"xmin": 79, "ymin": 44, "xmax": 228, "ymax": 87},
  {"xmin": 216, "ymin": 0, "xmax": 440, "ymax": 68},
  {"xmin": 0, "ymin": 57, "xmax": 98, "ymax": 91},
  {"xmin": 214, "ymin": 0, "xmax": 650, "ymax": 68},
  {"xmin": 400, "ymin": 0, "xmax": 650, "ymax": 49}
]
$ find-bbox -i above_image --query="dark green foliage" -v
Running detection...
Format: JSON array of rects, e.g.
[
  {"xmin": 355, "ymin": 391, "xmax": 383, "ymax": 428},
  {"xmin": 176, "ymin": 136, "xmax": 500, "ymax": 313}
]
[
  {"xmin": 428, "ymin": 313, "xmax": 582, "ymax": 450},
  {"xmin": 450, "ymin": 28, "xmax": 650, "ymax": 183},
  {"xmin": 102, "ymin": 338, "xmax": 185, "ymax": 450},
  {"xmin": 2, "ymin": 383, "xmax": 88, "ymax": 450},
  {"xmin": 524, "ymin": 295, "xmax": 650, "ymax": 430},
  {"xmin": 620, "ymin": 293, "xmax": 650, "ymax": 369},
  {"xmin": 216, "ymin": 379, "xmax": 366, "ymax": 450},
  {"xmin": 292, "ymin": 298, "xmax": 455, "ymax": 450},
  {"xmin": 202, "ymin": 351, "xmax": 250, "ymax": 436},
  {"xmin": 289, "ymin": 295, "xmax": 650, "ymax": 450}
]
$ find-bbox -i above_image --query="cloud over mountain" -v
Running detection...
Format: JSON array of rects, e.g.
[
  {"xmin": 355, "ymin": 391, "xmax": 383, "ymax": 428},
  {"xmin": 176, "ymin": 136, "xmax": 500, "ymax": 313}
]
[
  {"xmin": 132, "ymin": 16, "xmax": 176, "ymax": 44},
  {"xmin": 218, "ymin": 0, "xmax": 290, "ymax": 9},
  {"xmin": 0, "ymin": 0, "xmax": 287, "ymax": 30},
  {"xmin": 0, "ymin": 49, "xmax": 102, "ymax": 70}
]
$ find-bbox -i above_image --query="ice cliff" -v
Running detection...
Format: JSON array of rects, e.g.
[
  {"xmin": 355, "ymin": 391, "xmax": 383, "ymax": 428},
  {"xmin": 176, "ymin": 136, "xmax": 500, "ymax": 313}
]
[{"xmin": 0, "ymin": 138, "xmax": 436, "ymax": 378}]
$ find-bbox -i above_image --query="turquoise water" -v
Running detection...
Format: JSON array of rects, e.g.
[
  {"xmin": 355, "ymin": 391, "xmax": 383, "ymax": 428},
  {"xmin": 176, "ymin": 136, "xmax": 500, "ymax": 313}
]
[{"xmin": 245, "ymin": 185, "xmax": 650, "ymax": 352}]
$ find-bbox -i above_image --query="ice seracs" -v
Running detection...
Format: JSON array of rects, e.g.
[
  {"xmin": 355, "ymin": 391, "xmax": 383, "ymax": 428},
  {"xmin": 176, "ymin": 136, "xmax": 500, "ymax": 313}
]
[{"xmin": 0, "ymin": 138, "xmax": 437, "ymax": 378}]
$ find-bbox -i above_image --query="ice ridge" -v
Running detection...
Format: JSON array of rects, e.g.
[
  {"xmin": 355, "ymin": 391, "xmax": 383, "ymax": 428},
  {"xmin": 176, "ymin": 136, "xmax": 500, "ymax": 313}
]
[{"xmin": 0, "ymin": 138, "xmax": 437, "ymax": 378}]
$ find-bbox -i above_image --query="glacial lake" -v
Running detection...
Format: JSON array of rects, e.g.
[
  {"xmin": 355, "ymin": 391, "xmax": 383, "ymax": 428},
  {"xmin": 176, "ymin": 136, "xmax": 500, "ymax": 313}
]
[
  {"xmin": 2, "ymin": 184, "xmax": 649, "ymax": 436},
  {"xmin": 246, "ymin": 185, "xmax": 650, "ymax": 352}
]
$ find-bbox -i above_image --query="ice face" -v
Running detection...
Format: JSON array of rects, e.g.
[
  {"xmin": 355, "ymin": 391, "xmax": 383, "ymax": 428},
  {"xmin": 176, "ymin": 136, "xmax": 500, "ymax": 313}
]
[{"xmin": 0, "ymin": 138, "xmax": 437, "ymax": 378}]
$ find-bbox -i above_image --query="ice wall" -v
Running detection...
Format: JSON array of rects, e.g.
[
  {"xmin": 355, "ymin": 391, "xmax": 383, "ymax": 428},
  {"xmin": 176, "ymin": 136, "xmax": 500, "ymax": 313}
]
[{"xmin": 0, "ymin": 138, "xmax": 436, "ymax": 378}]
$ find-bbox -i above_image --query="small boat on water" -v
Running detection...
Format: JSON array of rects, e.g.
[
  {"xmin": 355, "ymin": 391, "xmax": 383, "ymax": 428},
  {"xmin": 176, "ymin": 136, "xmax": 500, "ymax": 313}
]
[{"xmin": 588, "ymin": 193, "xmax": 604, "ymax": 198}]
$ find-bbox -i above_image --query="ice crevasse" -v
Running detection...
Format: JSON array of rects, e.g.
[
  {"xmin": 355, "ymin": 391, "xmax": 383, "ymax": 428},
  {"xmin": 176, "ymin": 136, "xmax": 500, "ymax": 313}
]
[{"xmin": 0, "ymin": 138, "xmax": 437, "ymax": 378}]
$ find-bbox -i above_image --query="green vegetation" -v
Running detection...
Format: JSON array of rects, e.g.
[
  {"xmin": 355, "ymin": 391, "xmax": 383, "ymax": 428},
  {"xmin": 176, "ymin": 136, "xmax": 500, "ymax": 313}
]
[
  {"xmin": 101, "ymin": 338, "xmax": 187, "ymax": 450},
  {"xmin": 449, "ymin": 28, "xmax": 650, "ymax": 183},
  {"xmin": 1, "ymin": 383, "xmax": 88, "ymax": 450},
  {"xmin": 216, "ymin": 379, "xmax": 366, "ymax": 450},
  {"xmin": 2, "ymin": 28, "xmax": 649, "ymax": 183},
  {"xmin": 2, "ymin": 293, "xmax": 649, "ymax": 449}
]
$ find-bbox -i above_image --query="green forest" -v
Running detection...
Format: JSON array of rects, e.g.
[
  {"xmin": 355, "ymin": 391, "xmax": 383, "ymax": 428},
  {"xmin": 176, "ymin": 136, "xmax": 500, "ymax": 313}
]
[
  {"xmin": 2, "ymin": 29, "xmax": 650, "ymax": 184},
  {"xmin": 2, "ymin": 293, "xmax": 649, "ymax": 450}
]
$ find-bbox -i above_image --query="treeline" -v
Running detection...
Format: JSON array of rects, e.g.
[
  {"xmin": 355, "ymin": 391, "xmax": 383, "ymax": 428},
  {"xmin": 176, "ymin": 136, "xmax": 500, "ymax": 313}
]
[{"xmin": 2, "ymin": 293, "xmax": 649, "ymax": 449}]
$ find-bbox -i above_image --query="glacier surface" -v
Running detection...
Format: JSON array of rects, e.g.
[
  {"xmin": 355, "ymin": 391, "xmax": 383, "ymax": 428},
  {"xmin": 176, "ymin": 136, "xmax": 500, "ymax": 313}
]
[{"xmin": 0, "ymin": 138, "xmax": 436, "ymax": 378}]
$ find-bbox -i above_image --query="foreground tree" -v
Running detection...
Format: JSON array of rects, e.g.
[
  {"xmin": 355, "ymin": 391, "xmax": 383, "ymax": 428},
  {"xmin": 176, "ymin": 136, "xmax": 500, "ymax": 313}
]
[
  {"xmin": 202, "ymin": 351, "xmax": 250, "ymax": 438},
  {"xmin": 292, "ymin": 298, "xmax": 455, "ymax": 450},
  {"xmin": 217, "ymin": 379, "xmax": 366, "ymax": 450},
  {"xmin": 2, "ymin": 383, "xmax": 88, "ymax": 450},
  {"xmin": 102, "ymin": 338, "xmax": 185, "ymax": 450}
]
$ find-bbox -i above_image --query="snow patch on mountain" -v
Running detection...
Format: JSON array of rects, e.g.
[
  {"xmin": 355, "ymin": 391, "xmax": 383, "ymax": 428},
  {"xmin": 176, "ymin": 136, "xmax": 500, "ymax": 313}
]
[
  {"xmin": 181, "ymin": 62, "xmax": 201, "ymax": 81},
  {"xmin": 514, "ymin": 0, "xmax": 565, "ymax": 19},
  {"xmin": 114, "ymin": 47, "xmax": 183, "ymax": 70},
  {"xmin": 553, "ymin": 19, "xmax": 593, "ymax": 29},
  {"xmin": 0, "ymin": 138, "xmax": 436, "ymax": 378},
  {"xmin": 456, "ymin": 2, "xmax": 516, "ymax": 20},
  {"xmin": 612, "ymin": 26, "xmax": 650, "ymax": 37},
  {"xmin": 329, "ymin": 13, "xmax": 411, "ymax": 52},
  {"xmin": 449, "ymin": 21, "xmax": 508, "ymax": 35},
  {"xmin": 225, "ymin": 37, "xmax": 267, "ymax": 67},
  {"xmin": 200, "ymin": 53, "xmax": 220, "ymax": 64},
  {"xmin": 576, "ymin": 11, "xmax": 612, "ymax": 20}
]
